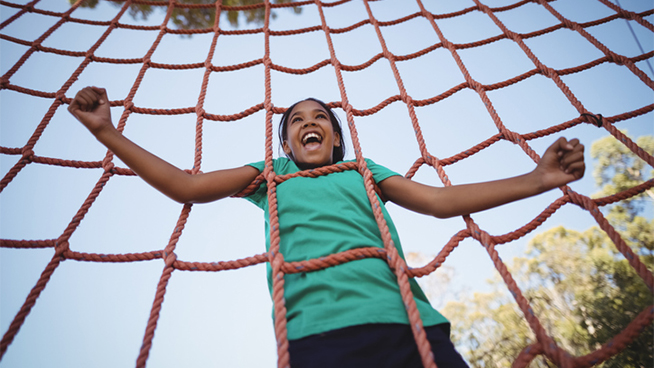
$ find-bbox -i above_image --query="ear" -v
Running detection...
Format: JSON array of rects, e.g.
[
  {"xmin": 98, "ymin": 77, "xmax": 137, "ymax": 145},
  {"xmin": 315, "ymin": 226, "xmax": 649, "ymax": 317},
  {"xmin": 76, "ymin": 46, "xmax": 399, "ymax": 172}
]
[
  {"xmin": 283, "ymin": 140, "xmax": 292, "ymax": 155},
  {"xmin": 333, "ymin": 132, "xmax": 341, "ymax": 147}
]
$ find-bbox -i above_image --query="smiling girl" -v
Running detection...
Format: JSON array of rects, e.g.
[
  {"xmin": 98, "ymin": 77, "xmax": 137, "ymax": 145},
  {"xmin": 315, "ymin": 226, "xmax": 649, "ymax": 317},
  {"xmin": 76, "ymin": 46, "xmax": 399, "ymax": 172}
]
[{"xmin": 69, "ymin": 87, "xmax": 585, "ymax": 367}]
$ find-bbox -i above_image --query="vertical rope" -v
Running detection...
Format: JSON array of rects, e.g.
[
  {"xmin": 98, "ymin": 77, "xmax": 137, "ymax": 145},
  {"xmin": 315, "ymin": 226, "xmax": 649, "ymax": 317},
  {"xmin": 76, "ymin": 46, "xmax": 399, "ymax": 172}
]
[
  {"xmin": 0, "ymin": 0, "xmax": 134, "ymax": 359},
  {"xmin": 261, "ymin": 1, "xmax": 290, "ymax": 367},
  {"xmin": 134, "ymin": 2, "xmax": 188, "ymax": 366},
  {"xmin": 316, "ymin": 1, "xmax": 437, "ymax": 367}
]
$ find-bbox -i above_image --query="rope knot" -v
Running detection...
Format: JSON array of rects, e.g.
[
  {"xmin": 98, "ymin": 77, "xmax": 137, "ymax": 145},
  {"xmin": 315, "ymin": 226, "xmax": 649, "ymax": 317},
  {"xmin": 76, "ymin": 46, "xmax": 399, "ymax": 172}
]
[
  {"xmin": 0, "ymin": 77, "xmax": 8, "ymax": 89},
  {"xmin": 538, "ymin": 65, "xmax": 557, "ymax": 79},
  {"xmin": 196, "ymin": 107, "xmax": 205, "ymax": 117},
  {"xmin": 468, "ymin": 79, "xmax": 484, "ymax": 93},
  {"xmin": 102, "ymin": 160, "xmax": 115, "ymax": 174},
  {"xmin": 54, "ymin": 238, "xmax": 68, "ymax": 258},
  {"xmin": 617, "ymin": 8, "xmax": 637, "ymax": 21},
  {"xmin": 55, "ymin": 91, "xmax": 66, "ymax": 102},
  {"xmin": 21, "ymin": 147, "xmax": 34, "ymax": 161},
  {"xmin": 124, "ymin": 100, "xmax": 134, "ymax": 111},
  {"xmin": 561, "ymin": 18, "xmax": 576, "ymax": 30},
  {"xmin": 465, "ymin": 219, "xmax": 494, "ymax": 248},
  {"xmin": 606, "ymin": 52, "xmax": 628, "ymax": 66},
  {"xmin": 423, "ymin": 154, "xmax": 437, "ymax": 168},
  {"xmin": 400, "ymin": 93, "xmax": 413, "ymax": 105},
  {"xmin": 504, "ymin": 29, "xmax": 521, "ymax": 42},
  {"xmin": 265, "ymin": 170, "xmax": 276, "ymax": 183},
  {"xmin": 383, "ymin": 50, "xmax": 395, "ymax": 62},
  {"xmin": 503, "ymin": 130, "xmax": 523, "ymax": 145},
  {"xmin": 565, "ymin": 189, "xmax": 590, "ymax": 209},
  {"xmin": 581, "ymin": 113, "xmax": 603, "ymax": 127},
  {"xmin": 164, "ymin": 251, "xmax": 177, "ymax": 267}
]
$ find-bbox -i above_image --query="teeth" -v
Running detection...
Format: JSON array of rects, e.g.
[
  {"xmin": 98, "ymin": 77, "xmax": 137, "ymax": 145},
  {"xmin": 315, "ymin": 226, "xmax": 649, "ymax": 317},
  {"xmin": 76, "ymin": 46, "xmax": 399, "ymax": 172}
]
[{"xmin": 302, "ymin": 132, "xmax": 322, "ymax": 145}]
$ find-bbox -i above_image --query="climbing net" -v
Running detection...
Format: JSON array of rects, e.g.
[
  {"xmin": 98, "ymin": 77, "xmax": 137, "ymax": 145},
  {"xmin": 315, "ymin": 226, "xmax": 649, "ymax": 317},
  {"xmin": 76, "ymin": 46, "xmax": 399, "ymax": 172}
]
[{"xmin": 1, "ymin": 0, "xmax": 653, "ymax": 367}]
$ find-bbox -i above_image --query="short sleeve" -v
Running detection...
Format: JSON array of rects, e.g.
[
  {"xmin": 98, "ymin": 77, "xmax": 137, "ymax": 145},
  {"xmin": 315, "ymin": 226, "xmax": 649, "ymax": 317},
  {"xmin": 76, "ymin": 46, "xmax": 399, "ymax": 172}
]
[
  {"xmin": 246, "ymin": 160, "xmax": 265, "ymax": 172},
  {"xmin": 243, "ymin": 158, "xmax": 298, "ymax": 208},
  {"xmin": 365, "ymin": 158, "xmax": 402, "ymax": 183},
  {"xmin": 243, "ymin": 161, "xmax": 267, "ymax": 208}
]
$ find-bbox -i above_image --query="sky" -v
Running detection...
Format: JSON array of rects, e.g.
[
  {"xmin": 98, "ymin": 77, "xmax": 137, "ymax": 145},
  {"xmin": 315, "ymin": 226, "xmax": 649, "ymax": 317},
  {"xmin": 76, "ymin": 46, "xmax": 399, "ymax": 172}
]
[{"xmin": 0, "ymin": 0, "xmax": 653, "ymax": 367}]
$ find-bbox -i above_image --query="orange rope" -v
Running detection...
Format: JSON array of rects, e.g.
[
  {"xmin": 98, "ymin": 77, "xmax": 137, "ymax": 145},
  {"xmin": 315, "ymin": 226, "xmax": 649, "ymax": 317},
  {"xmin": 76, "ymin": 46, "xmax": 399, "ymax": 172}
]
[{"xmin": 1, "ymin": 0, "xmax": 653, "ymax": 367}]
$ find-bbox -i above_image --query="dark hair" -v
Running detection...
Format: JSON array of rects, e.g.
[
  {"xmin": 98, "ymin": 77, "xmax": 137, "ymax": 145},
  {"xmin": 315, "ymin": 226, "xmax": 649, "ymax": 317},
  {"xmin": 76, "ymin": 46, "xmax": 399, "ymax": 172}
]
[{"xmin": 278, "ymin": 98, "xmax": 346, "ymax": 164}]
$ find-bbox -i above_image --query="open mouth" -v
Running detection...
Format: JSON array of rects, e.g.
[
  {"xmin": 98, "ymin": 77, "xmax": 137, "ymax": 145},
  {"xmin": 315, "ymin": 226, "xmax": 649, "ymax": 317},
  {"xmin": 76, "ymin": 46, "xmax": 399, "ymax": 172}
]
[{"xmin": 302, "ymin": 132, "xmax": 323, "ymax": 146}]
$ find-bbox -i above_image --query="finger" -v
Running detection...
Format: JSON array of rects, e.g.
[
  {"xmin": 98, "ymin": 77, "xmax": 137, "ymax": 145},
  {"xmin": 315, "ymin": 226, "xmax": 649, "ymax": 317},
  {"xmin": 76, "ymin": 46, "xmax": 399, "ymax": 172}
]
[
  {"xmin": 560, "ymin": 137, "xmax": 579, "ymax": 151},
  {"xmin": 90, "ymin": 86, "xmax": 108, "ymax": 105},
  {"xmin": 566, "ymin": 161, "xmax": 585, "ymax": 172},
  {"xmin": 560, "ymin": 152, "xmax": 584, "ymax": 173},
  {"xmin": 572, "ymin": 142, "xmax": 584, "ymax": 154},
  {"xmin": 561, "ymin": 144, "xmax": 584, "ymax": 164},
  {"xmin": 76, "ymin": 93, "xmax": 96, "ymax": 112},
  {"xmin": 67, "ymin": 100, "xmax": 79, "ymax": 116},
  {"xmin": 560, "ymin": 150, "xmax": 584, "ymax": 165},
  {"xmin": 78, "ymin": 88, "xmax": 103, "ymax": 111},
  {"xmin": 549, "ymin": 137, "xmax": 568, "ymax": 156},
  {"xmin": 558, "ymin": 138, "xmax": 583, "ymax": 158},
  {"xmin": 565, "ymin": 162, "xmax": 585, "ymax": 179}
]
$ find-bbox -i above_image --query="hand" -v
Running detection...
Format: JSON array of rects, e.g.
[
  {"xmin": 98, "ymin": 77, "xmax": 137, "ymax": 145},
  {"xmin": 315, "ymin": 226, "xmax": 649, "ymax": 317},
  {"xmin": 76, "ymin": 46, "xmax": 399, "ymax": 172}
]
[
  {"xmin": 68, "ymin": 86, "xmax": 114, "ymax": 136},
  {"xmin": 534, "ymin": 137, "xmax": 585, "ymax": 191}
]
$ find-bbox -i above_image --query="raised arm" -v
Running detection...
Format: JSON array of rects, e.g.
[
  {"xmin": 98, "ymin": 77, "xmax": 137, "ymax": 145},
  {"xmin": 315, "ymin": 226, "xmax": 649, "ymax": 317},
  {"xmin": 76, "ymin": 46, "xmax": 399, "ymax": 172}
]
[
  {"xmin": 379, "ymin": 137, "xmax": 585, "ymax": 218},
  {"xmin": 68, "ymin": 86, "xmax": 259, "ymax": 203}
]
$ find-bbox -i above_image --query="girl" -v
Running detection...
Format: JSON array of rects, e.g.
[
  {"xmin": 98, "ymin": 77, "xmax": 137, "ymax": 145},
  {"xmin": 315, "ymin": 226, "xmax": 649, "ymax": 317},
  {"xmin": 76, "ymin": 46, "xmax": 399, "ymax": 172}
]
[{"xmin": 68, "ymin": 86, "xmax": 585, "ymax": 368}]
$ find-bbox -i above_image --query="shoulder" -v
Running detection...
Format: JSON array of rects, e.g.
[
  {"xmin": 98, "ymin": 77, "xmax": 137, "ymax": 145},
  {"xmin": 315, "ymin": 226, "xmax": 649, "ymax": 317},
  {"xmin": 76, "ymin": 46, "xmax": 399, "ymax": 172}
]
[
  {"xmin": 364, "ymin": 158, "xmax": 402, "ymax": 183},
  {"xmin": 246, "ymin": 157, "xmax": 298, "ymax": 175}
]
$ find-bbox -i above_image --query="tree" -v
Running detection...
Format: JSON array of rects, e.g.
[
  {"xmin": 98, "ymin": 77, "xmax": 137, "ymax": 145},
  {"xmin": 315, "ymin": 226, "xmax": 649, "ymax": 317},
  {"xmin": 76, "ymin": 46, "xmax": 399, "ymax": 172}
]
[
  {"xmin": 71, "ymin": 0, "xmax": 301, "ymax": 30},
  {"xmin": 439, "ymin": 133, "xmax": 653, "ymax": 367}
]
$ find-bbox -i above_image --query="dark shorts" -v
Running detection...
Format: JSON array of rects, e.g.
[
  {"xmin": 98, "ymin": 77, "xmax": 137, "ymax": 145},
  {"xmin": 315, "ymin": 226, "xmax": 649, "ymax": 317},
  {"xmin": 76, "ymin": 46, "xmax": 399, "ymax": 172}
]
[{"xmin": 288, "ymin": 323, "xmax": 469, "ymax": 368}]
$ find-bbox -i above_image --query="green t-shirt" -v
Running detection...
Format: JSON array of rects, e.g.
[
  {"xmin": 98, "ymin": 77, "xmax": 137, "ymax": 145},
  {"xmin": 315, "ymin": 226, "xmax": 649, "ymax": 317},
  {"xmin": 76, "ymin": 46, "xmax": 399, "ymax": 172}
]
[{"xmin": 245, "ymin": 157, "xmax": 448, "ymax": 340}]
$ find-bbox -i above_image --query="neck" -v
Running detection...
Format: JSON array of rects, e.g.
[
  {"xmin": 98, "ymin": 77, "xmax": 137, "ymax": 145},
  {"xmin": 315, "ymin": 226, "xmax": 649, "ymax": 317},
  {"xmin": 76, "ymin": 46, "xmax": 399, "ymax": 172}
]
[{"xmin": 294, "ymin": 159, "xmax": 333, "ymax": 171}]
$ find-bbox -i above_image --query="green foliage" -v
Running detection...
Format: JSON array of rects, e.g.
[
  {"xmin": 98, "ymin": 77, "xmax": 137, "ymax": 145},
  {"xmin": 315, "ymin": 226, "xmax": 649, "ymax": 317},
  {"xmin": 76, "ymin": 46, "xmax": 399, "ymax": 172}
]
[
  {"xmin": 591, "ymin": 133, "xmax": 654, "ymax": 218},
  {"xmin": 71, "ymin": 0, "xmax": 301, "ymax": 30},
  {"xmin": 442, "ymin": 134, "xmax": 654, "ymax": 367}
]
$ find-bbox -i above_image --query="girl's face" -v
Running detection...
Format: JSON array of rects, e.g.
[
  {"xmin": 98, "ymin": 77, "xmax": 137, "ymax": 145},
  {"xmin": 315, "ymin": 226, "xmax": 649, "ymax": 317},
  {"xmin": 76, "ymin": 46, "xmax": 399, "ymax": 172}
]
[{"xmin": 283, "ymin": 100, "xmax": 341, "ymax": 169}]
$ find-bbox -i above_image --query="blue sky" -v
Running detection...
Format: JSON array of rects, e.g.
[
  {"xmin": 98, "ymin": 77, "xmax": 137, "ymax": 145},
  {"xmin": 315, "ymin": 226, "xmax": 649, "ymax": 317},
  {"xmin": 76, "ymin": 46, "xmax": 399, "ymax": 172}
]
[{"xmin": 1, "ymin": 0, "xmax": 653, "ymax": 367}]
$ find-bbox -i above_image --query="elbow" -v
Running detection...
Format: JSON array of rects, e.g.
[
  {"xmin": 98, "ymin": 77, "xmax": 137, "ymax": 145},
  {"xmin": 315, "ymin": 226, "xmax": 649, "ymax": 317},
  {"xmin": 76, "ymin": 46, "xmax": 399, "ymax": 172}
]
[
  {"xmin": 168, "ymin": 192, "xmax": 193, "ymax": 204},
  {"xmin": 164, "ymin": 174, "xmax": 211, "ymax": 204},
  {"xmin": 168, "ymin": 189, "xmax": 214, "ymax": 204},
  {"xmin": 429, "ymin": 204, "xmax": 467, "ymax": 219},
  {"xmin": 165, "ymin": 180, "xmax": 201, "ymax": 204},
  {"xmin": 431, "ymin": 211, "xmax": 458, "ymax": 219}
]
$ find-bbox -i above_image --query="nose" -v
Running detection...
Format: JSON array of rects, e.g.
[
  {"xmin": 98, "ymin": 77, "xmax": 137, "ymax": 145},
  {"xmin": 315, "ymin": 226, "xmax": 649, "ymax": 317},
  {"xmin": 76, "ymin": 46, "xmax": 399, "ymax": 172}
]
[{"xmin": 303, "ymin": 121, "xmax": 317, "ymax": 128}]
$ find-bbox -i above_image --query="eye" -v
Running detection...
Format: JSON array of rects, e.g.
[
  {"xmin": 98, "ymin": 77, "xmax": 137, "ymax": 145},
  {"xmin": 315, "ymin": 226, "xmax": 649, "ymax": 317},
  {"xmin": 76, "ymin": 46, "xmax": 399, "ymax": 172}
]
[
  {"xmin": 316, "ymin": 113, "xmax": 327, "ymax": 119},
  {"xmin": 291, "ymin": 116, "xmax": 303, "ymax": 124}
]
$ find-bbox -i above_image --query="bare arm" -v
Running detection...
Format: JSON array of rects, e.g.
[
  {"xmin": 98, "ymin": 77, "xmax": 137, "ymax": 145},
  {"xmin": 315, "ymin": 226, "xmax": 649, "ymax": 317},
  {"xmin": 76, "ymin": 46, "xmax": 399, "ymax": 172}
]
[
  {"xmin": 379, "ymin": 137, "xmax": 585, "ymax": 218},
  {"xmin": 68, "ymin": 86, "xmax": 259, "ymax": 203}
]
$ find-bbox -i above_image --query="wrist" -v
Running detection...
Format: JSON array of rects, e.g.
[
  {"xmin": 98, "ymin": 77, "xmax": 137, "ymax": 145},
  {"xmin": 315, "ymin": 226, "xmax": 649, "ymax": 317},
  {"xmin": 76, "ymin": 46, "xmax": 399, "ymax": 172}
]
[
  {"xmin": 93, "ymin": 122, "xmax": 119, "ymax": 144},
  {"xmin": 528, "ymin": 167, "xmax": 552, "ymax": 195}
]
